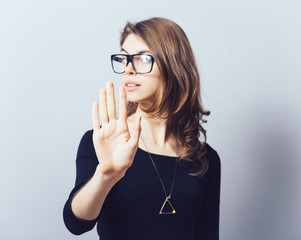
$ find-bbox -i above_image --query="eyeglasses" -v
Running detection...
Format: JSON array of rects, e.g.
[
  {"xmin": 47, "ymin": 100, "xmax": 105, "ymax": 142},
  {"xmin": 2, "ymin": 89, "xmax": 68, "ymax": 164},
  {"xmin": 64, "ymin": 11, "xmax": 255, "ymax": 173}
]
[{"xmin": 111, "ymin": 54, "xmax": 154, "ymax": 74}]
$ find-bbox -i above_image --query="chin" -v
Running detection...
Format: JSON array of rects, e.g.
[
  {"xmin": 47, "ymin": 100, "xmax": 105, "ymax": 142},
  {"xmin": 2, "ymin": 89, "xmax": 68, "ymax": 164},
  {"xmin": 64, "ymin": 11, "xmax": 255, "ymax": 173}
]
[
  {"xmin": 126, "ymin": 95, "xmax": 141, "ymax": 103},
  {"xmin": 126, "ymin": 91, "xmax": 156, "ymax": 105}
]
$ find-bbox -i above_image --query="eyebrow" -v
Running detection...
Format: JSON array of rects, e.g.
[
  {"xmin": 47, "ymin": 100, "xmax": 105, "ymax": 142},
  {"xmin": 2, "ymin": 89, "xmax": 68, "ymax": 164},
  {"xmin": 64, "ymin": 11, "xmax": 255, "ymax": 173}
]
[{"xmin": 120, "ymin": 48, "xmax": 151, "ymax": 54}]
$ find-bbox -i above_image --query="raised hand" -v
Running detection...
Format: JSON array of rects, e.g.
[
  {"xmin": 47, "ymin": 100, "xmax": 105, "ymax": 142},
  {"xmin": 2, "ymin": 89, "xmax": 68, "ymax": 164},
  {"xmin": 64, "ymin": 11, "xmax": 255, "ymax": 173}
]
[{"xmin": 92, "ymin": 81, "xmax": 141, "ymax": 177}]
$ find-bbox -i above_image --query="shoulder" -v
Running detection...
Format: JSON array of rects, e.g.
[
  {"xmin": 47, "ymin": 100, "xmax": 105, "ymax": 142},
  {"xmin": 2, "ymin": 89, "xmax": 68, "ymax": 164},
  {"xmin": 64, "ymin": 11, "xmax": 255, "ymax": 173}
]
[
  {"xmin": 76, "ymin": 129, "xmax": 95, "ymax": 158},
  {"xmin": 203, "ymin": 142, "xmax": 221, "ymax": 171},
  {"xmin": 82, "ymin": 129, "xmax": 93, "ymax": 139},
  {"xmin": 204, "ymin": 142, "xmax": 220, "ymax": 159},
  {"xmin": 79, "ymin": 129, "xmax": 93, "ymax": 145}
]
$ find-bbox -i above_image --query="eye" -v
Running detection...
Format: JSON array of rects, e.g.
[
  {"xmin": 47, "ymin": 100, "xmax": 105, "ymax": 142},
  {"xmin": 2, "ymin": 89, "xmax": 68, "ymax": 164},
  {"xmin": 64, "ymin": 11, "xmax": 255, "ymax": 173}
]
[{"xmin": 140, "ymin": 55, "xmax": 152, "ymax": 63}]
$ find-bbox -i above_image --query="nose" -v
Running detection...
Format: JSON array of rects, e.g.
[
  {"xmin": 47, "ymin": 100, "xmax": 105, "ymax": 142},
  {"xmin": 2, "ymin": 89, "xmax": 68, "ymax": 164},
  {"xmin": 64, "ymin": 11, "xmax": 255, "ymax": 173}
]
[{"xmin": 123, "ymin": 62, "xmax": 136, "ymax": 75}]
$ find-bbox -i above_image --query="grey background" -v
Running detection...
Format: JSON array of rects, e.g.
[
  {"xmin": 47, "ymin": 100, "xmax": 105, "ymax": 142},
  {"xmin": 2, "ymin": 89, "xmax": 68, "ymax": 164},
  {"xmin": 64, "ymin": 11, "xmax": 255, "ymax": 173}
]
[{"xmin": 0, "ymin": 0, "xmax": 300, "ymax": 239}]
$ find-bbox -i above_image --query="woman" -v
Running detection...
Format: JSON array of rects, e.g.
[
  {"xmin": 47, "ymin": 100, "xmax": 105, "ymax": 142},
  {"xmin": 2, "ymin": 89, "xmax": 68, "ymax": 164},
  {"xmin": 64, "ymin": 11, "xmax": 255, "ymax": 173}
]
[{"xmin": 63, "ymin": 17, "xmax": 221, "ymax": 240}]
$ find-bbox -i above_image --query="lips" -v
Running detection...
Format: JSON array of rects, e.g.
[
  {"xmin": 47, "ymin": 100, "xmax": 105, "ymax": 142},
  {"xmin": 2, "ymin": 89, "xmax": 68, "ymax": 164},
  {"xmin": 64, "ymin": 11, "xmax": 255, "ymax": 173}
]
[
  {"xmin": 124, "ymin": 81, "xmax": 141, "ymax": 91},
  {"xmin": 125, "ymin": 81, "xmax": 141, "ymax": 87}
]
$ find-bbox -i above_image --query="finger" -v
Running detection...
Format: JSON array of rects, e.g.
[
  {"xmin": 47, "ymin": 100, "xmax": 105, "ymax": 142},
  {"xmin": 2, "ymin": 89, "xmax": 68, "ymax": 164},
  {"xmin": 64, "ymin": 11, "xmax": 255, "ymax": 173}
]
[
  {"xmin": 128, "ymin": 115, "xmax": 142, "ymax": 147},
  {"xmin": 92, "ymin": 102, "xmax": 100, "ymax": 130},
  {"xmin": 119, "ymin": 86, "xmax": 127, "ymax": 121},
  {"xmin": 106, "ymin": 81, "xmax": 116, "ymax": 120},
  {"xmin": 99, "ymin": 88, "xmax": 109, "ymax": 124}
]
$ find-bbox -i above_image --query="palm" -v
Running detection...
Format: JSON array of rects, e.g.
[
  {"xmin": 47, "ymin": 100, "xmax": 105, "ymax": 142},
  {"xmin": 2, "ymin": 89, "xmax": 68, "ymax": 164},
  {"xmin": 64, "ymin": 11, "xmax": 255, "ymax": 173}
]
[{"xmin": 92, "ymin": 82, "xmax": 141, "ymax": 175}]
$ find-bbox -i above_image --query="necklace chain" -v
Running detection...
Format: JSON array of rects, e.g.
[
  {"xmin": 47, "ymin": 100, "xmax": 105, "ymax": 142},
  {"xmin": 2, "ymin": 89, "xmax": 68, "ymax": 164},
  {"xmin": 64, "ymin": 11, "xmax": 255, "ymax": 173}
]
[{"xmin": 140, "ymin": 136, "xmax": 178, "ymax": 199}]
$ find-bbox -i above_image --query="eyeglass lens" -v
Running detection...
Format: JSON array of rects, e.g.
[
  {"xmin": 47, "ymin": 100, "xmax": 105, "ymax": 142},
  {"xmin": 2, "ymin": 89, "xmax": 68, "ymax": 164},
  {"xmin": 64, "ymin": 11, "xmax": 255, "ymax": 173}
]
[{"xmin": 112, "ymin": 54, "xmax": 153, "ymax": 74}]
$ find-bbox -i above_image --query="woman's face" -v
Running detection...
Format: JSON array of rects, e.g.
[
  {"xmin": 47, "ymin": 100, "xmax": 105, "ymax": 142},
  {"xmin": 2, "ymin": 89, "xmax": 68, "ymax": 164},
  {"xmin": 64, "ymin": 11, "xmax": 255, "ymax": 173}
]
[{"xmin": 121, "ymin": 34, "xmax": 163, "ymax": 106}]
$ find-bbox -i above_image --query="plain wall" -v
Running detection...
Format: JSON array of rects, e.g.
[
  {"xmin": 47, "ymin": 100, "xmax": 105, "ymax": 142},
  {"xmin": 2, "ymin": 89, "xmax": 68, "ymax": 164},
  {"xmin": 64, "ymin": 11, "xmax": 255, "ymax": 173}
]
[{"xmin": 0, "ymin": 0, "xmax": 300, "ymax": 239}]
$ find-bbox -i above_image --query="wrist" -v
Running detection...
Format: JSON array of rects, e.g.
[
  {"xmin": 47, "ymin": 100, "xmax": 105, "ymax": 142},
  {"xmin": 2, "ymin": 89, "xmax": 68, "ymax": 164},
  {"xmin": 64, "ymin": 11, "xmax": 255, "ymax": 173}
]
[{"xmin": 94, "ymin": 165, "xmax": 125, "ymax": 184}]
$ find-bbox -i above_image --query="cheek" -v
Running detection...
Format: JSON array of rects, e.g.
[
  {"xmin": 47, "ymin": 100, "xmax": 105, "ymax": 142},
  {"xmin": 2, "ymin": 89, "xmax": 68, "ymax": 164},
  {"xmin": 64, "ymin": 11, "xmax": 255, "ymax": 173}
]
[
  {"xmin": 146, "ymin": 75, "xmax": 163, "ymax": 91},
  {"xmin": 148, "ymin": 78, "xmax": 164, "ymax": 100}
]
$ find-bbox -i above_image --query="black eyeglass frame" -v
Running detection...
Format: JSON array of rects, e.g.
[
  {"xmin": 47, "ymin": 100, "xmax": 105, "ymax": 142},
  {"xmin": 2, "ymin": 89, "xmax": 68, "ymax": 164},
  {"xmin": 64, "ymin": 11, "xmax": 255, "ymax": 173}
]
[{"xmin": 111, "ymin": 54, "xmax": 155, "ymax": 74}]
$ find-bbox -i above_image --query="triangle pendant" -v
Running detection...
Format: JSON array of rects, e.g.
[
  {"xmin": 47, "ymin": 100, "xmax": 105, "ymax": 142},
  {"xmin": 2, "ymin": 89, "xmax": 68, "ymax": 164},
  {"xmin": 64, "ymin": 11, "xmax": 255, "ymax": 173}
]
[{"xmin": 159, "ymin": 196, "xmax": 176, "ymax": 215}]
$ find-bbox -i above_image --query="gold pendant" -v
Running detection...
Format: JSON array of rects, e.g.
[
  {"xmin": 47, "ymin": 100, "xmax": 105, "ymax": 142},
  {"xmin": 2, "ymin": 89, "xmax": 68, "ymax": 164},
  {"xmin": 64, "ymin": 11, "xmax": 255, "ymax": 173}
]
[{"xmin": 159, "ymin": 195, "xmax": 176, "ymax": 214}]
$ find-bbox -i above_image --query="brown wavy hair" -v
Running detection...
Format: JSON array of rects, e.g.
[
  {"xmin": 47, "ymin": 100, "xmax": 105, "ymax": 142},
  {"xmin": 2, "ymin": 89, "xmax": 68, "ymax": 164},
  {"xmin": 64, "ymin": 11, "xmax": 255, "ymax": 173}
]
[{"xmin": 120, "ymin": 17, "xmax": 210, "ymax": 176}]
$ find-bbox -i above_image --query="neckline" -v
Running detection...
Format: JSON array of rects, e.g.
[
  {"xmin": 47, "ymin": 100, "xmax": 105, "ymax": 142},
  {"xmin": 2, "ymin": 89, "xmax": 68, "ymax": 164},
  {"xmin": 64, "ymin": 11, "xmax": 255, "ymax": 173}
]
[{"xmin": 138, "ymin": 147, "xmax": 178, "ymax": 159}]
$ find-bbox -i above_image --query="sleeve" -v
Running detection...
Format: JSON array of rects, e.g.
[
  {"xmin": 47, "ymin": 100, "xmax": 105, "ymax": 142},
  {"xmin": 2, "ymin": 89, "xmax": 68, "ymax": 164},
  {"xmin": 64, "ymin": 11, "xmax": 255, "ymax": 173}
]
[
  {"xmin": 194, "ymin": 147, "xmax": 221, "ymax": 240},
  {"xmin": 63, "ymin": 130, "xmax": 100, "ymax": 235}
]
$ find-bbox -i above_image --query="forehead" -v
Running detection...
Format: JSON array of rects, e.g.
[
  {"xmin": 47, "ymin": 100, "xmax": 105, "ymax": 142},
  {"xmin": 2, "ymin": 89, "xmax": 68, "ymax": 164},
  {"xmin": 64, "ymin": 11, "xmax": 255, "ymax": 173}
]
[{"xmin": 121, "ymin": 34, "xmax": 150, "ymax": 54}]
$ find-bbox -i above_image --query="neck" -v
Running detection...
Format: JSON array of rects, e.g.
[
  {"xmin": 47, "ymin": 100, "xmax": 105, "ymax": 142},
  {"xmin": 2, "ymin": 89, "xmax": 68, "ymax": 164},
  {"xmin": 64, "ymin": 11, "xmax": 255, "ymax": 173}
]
[
  {"xmin": 135, "ymin": 107, "xmax": 168, "ymax": 146},
  {"xmin": 130, "ymin": 107, "xmax": 178, "ymax": 157}
]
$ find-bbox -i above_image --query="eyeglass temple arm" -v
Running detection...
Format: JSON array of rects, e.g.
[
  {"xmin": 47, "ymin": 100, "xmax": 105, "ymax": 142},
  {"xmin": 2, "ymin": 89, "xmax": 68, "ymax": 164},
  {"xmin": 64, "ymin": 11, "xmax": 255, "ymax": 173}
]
[
  {"xmin": 113, "ymin": 55, "xmax": 133, "ymax": 65},
  {"xmin": 112, "ymin": 56, "xmax": 123, "ymax": 63}
]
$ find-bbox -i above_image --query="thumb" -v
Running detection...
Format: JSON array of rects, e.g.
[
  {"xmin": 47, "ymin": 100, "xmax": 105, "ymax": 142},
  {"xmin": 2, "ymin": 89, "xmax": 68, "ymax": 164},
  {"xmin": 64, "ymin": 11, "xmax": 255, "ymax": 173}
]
[{"xmin": 128, "ymin": 115, "xmax": 142, "ymax": 147}]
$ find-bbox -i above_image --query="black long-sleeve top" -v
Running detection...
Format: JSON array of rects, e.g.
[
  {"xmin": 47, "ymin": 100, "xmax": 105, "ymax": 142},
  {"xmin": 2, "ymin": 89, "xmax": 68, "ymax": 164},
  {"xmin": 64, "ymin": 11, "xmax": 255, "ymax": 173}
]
[{"xmin": 63, "ymin": 130, "xmax": 221, "ymax": 240}]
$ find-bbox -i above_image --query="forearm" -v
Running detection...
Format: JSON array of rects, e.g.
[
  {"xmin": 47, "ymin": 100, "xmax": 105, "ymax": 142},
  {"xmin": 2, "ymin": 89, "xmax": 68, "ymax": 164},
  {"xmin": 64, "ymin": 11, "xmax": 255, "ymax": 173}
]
[{"xmin": 71, "ymin": 165, "xmax": 125, "ymax": 220}]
